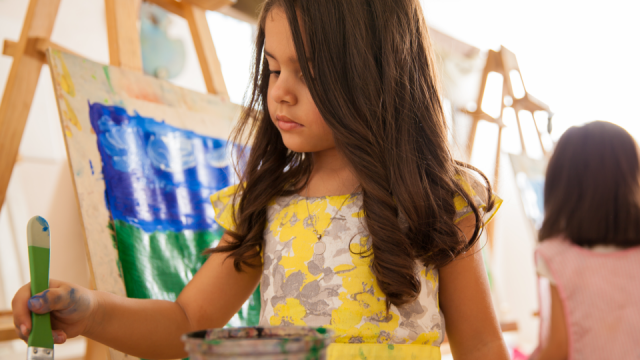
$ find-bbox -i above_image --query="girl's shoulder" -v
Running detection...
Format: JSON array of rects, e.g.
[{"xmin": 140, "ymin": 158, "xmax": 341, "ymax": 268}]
[
  {"xmin": 453, "ymin": 175, "xmax": 502, "ymax": 225},
  {"xmin": 537, "ymin": 236, "xmax": 636, "ymax": 256},
  {"xmin": 211, "ymin": 179, "xmax": 503, "ymax": 230}
]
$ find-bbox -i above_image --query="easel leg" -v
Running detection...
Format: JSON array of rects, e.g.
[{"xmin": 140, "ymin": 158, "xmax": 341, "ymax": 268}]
[
  {"xmin": 0, "ymin": 0, "xmax": 61, "ymax": 208},
  {"xmin": 84, "ymin": 338, "xmax": 109, "ymax": 360}
]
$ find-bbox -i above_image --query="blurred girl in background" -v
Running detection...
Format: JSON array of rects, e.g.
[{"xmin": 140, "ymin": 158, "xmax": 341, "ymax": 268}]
[{"xmin": 533, "ymin": 121, "xmax": 640, "ymax": 360}]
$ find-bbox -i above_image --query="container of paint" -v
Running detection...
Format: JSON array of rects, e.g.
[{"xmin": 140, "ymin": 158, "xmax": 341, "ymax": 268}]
[{"xmin": 182, "ymin": 326, "xmax": 334, "ymax": 360}]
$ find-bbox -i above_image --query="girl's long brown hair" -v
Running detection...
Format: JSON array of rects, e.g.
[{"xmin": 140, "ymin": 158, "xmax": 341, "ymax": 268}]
[{"xmin": 209, "ymin": 0, "xmax": 494, "ymax": 308}]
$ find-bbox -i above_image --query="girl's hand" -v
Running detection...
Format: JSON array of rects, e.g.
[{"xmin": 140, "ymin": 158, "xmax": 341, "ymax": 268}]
[{"xmin": 11, "ymin": 279, "xmax": 97, "ymax": 344}]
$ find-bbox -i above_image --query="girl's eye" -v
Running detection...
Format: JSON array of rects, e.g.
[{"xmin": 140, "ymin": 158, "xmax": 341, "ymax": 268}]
[{"xmin": 269, "ymin": 70, "xmax": 281, "ymax": 76}]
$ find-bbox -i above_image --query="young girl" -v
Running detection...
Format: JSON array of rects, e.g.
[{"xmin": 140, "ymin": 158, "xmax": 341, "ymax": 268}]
[
  {"xmin": 12, "ymin": 0, "xmax": 509, "ymax": 358},
  {"xmin": 532, "ymin": 121, "xmax": 640, "ymax": 360}
]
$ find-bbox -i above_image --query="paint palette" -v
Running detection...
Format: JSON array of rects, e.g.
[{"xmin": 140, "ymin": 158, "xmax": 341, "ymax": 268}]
[{"xmin": 182, "ymin": 326, "xmax": 334, "ymax": 360}]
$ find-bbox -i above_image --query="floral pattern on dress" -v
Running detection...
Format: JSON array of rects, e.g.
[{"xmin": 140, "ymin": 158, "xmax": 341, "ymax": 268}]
[{"xmin": 210, "ymin": 182, "xmax": 501, "ymax": 346}]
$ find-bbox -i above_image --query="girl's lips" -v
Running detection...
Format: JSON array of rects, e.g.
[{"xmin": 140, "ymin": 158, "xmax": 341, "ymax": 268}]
[{"xmin": 276, "ymin": 114, "xmax": 303, "ymax": 131}]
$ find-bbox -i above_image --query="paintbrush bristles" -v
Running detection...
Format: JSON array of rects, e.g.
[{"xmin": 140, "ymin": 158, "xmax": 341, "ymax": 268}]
[{"xmin": 27, "ymin": 216, "xmax": 51, "ymax": 248}]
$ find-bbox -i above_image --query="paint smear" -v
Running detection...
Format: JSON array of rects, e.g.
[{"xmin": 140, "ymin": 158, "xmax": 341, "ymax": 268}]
[
  {"xmin": 36, "ymin": 216, "xmax": 49, "ymax": 233},
  {"xmin": 55, "ymin": 52, "xmax": 76, "ymax": 97},
  {"xmin": 88, "ymin": 102, "xmax": 242, "ymax": 233},
  {"xmin": 64, "ymin": 124, "xmax": 73, "ymax": 138},
  {"xmin": 111, "ymin": 219, "xmax": 220, "ymax": 300},
  {"xmin": 62, "ymin": 96, "xmax": 82, "ymax": 131},
  {"xmin": 103, "ymin": 66, "xmax": 115, "ymax": 93},
  {"xmin": 123, "ymin": 84, "xmax": 163, "ymax": 104},
  {"xmin": 89, "ymin": 160, "xmax": 94, "ymax": 175}
]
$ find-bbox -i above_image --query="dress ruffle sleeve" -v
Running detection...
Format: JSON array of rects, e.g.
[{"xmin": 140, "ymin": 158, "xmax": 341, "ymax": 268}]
[
  {"xmin": 210, "ymin": 184, "xmax": 240, "ymax": 232},
  {"xmin": 453, "ymin": 176, "xmax": 502, "ymax": 225}
]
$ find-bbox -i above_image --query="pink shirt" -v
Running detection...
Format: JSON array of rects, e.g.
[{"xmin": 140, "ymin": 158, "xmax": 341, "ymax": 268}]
[{"xmin": 536, "ymin": 236, "xmax": 640, "ymax": 360}]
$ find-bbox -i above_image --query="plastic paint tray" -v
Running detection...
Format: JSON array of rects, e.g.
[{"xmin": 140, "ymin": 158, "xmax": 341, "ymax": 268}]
[{"xmin": 182, "ymin": 326, "xmax": 334, "ymax": 360}]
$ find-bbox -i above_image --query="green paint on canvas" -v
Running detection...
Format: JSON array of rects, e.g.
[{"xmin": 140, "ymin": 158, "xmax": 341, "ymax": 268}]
[
  {"xmin": 103, "ymin": 66, "xmax": 115, "ymax": 93},
  {"xmin": 113, "ymin": 219, "xmax": 220, "ymax": 300},
  {"xmin": 111, "ymin": 220, "xmax": 260, "ymax": 325}
]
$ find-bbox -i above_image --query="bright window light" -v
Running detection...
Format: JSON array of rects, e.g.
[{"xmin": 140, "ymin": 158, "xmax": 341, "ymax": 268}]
[
  {"xmin": 509, "ymin": 69, "xmax": 526, "ymax": 99},
  {"xmin": 470, "ymin": 120, "xmax": 500, "ymax": 180},
  {"xmin": 503, "ymin": 95, "xmax": 513, "ymax": 107},
  {"xmin": 501, "ymin": 107, "xmax": 522, "ymax": 154},
  {"xmin": 519, "ymin": 110, "xmax": 544, "ymax": 159},
  {"xmin": 481, "ymin": 72, "xmax": 504, "ymax": 119},
  {"xmin": 207, "ymin": 12, "xmax": 256, "ymax": 105}
]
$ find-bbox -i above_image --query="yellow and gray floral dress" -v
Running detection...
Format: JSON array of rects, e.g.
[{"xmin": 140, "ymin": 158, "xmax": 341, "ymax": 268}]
[{"xmin": 211, "ymin": 181, "xmax": 500, "ymax": 359}]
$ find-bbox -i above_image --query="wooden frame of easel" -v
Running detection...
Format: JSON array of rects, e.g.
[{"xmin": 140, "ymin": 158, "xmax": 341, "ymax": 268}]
[
  {"xmin": 463, "ymin": 46, "xmax": 552, "ymax": 249},
  {"xmin": 0, "ymin": 0, "xmax": 234, "ymax": 358},
  {"xmin": 0, "ymin": 0, "xmax": 233, "ymax": 209}
]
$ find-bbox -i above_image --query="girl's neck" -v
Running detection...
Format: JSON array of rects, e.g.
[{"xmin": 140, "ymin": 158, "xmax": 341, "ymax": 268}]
[{"xmin": 304, "ymin": 147, "xmax": 360, "ymax": 197}]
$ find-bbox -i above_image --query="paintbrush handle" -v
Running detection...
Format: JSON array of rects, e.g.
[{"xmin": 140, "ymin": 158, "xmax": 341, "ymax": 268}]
[{"xmin": 27, "ymin": 217, "xmax": 54, "ymax": 350}]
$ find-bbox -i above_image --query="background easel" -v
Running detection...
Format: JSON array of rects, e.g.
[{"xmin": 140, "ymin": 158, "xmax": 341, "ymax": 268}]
[
  {"xmin": 0, "ymin": 0, "xmax": 234, "ymax": 359},
  {"xmin": 463, "ymin": 46, "xmax": 552, "ymax": 249},
  {"xmin": 455, "ymin": 46, "xmax": 553, "ymax": 338}
]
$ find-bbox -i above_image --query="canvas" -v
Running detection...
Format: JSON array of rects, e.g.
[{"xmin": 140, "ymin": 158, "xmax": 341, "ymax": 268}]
[
  {"xmin": 508, "ymin": 153, "xmax": 546, "ymax": 230},
  {"xmin": 48, "ymin": 49, "xmax": 258, "ymax": 360}
]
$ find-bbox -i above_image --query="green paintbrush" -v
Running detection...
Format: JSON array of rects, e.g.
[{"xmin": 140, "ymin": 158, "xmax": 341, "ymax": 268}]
[{"xmin": 27, "ymin": 216, "xmax": 54, "ymax": 360}]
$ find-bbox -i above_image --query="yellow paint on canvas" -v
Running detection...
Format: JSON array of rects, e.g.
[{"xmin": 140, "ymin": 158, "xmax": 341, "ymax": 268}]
[
  {"xmin": 62, "ymin": 96, "xmax": 82, "ymax": 131},
  {"xmin": 55, "ymin": 52, "xmax": 76, "ymax": 97}
]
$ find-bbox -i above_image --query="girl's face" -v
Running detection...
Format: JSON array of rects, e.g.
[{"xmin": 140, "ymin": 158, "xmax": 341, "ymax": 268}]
[{"xmin": 264, "ymin": 8, "xmax": 335, "ymax": 153}]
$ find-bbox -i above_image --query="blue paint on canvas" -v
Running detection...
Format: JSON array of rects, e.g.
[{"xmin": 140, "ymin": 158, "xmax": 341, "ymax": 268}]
[{"xmin": 88, "ymin": 102, "xmax": 236, "ymax": 233}]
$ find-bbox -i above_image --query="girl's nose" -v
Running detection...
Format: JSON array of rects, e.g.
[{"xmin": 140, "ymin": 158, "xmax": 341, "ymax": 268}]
[{"xmin": 270, "ymin": 74, "xmax": 297, "ymax": 106}]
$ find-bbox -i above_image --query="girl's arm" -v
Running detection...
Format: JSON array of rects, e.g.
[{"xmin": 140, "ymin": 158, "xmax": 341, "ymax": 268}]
[
  {"xmin": 439, "ymin": 216, "xmax": 510, "ymax": 360},
  {"xmin": 12, "ymin": 232, "xmax": 261, "ymax": 359},
  {"xmin": 534, "ymin": 285, "xmax": 568, "ymax": 360}
]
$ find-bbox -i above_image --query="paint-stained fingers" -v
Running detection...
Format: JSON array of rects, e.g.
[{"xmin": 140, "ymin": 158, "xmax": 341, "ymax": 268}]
[
  {"xmin": 52, "ymin": 329, "xmax": 67, "ymax": 344},
  {"xmin": 11, "ymin": 283, "xmax": 33, "ymax": 342},
  {"xmin": 28, "ymin": 284, "xmax": 76, "ymax": 314}
]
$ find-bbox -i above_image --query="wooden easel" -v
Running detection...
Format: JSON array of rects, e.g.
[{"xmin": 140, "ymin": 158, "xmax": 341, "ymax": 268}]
[
  {"xmin": 463, "ymin": 46, "xmax": 552, "ymax": 248},
  {"xmin": 0, "ymin": 0, "xmax": 233, "ymax": 358},
  {"xmin": 0, "ymin": 0, "xmax": 232, "ymax": 209}
]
